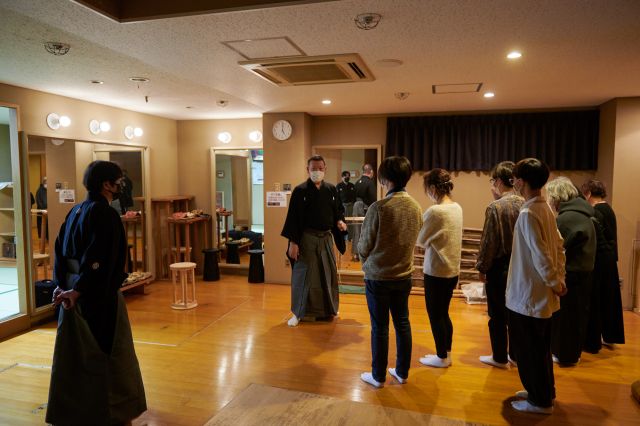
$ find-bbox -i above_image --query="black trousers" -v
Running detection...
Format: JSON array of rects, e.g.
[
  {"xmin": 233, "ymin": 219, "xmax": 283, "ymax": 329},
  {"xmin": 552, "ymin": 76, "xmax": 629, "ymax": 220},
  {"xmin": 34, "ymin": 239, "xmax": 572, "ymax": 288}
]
[
  {"xmin": 365, "ymin": 278, "xmax": 412, "ymax": 383},
  {"xmin": 584, "ymin": 260, "xmax": 603, "ymax": 353},
  {"xmin": 485, "ymin": 259, "xmax": 514, "ymax": 363},
  {"xmin": 508, "ymin": 309, "xmax": 555, "ymax": 408},
  {"xmin": 551, "ymin": 271, "xmax": 592, "ymax": 364},
  {"xmin": 424, "ymin": 274, "xmax": 458, "ymax": 359}
]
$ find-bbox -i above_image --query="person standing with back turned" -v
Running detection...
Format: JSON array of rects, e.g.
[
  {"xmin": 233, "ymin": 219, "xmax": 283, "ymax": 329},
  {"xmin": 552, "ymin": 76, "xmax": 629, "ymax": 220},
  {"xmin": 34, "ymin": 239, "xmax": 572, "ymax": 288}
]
[
  {"xmin": 476, "ymin": 161, "xmax": 524, "ymax": 369},
  {"xmin": 506, "ymin": 158, "xmax": 566, "ymax": 415},
  {"xmin": 358, "ymin": 156, "xmax": 423, "ymax": 388}
]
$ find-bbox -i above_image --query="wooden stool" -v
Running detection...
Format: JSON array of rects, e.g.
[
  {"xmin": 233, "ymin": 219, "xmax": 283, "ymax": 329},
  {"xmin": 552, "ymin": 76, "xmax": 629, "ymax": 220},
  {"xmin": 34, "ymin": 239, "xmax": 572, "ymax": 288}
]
[
  {"xmin": 170, "ymin": 262, "xmax": 197, "ymax": 310},
  {"xmin": 32, "ymin": 253, "xmax": 50, "ymax": 281}
]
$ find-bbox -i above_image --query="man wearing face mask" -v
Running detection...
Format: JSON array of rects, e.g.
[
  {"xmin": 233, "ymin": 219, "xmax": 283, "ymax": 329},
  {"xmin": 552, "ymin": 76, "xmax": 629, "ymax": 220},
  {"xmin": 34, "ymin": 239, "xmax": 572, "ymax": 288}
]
[
  {"xmin": 281, "ymin": 155, "xmax": 348, "ymax": 327},
  {"xmin": 476, "ymin": 161, "xmax": 524, "ymax": 369},
  {"xmin": 337, "ymin": 170, "xmax": 356, "ymax": 216},
  {"xmin": 47, "ymin": 160, "xmax": 146, "ymax": 425}
]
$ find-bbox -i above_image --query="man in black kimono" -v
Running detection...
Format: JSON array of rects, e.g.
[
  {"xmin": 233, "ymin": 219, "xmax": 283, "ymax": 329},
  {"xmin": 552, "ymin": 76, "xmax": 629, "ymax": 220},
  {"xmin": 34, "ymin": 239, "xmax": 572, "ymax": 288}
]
[
  {"xmin": 336, "ymin": 170, "xmax": 356, "ymax": 216},
  {"xmin": 282, "ymin": 155, "xmax": 347, "ymax": 327},
  {"xmin": 47, "ymin": 160, "xmax": 146, "ymax": 425}
]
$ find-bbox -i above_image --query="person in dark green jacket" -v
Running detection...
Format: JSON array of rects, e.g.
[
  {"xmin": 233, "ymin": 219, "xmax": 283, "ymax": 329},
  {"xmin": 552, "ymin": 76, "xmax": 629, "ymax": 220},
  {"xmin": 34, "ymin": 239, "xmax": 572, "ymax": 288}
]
[{"xmin": 546, "ymin": 177, "xmax": 596, "ymax": 365}]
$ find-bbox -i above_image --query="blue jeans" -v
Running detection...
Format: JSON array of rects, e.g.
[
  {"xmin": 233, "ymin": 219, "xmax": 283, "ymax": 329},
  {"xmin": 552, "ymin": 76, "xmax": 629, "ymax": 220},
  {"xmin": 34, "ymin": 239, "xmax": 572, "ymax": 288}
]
[{"xmin": 365, "ymin": 278, "xmax": 412, "ymax": 383}]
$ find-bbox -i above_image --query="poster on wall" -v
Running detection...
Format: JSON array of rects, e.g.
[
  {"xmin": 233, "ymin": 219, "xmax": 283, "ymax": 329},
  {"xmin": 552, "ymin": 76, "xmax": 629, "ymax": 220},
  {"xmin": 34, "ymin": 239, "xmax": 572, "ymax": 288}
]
[
  {"xmin": 266, "ymin": 191, "xmax": 287, "ymax": 207},
  {"xmin": 58, "ymin": 189, "xmax": 75, "ymax": 203}
]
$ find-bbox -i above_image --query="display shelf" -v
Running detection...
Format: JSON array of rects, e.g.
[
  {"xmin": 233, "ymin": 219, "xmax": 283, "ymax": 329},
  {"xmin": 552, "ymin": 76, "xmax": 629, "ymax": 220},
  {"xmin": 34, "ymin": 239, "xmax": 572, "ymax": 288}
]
[{"xmin": 121, "ymin": 273, "xmax": 152, "ymax": 294}]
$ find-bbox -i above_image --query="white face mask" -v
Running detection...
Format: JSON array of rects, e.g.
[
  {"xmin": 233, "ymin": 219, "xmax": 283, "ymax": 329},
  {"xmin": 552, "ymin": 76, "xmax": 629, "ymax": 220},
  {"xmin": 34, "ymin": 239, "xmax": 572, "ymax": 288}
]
[{"xmin": 309, "ymin": 170, "xmax": 325, "ymax": 183}]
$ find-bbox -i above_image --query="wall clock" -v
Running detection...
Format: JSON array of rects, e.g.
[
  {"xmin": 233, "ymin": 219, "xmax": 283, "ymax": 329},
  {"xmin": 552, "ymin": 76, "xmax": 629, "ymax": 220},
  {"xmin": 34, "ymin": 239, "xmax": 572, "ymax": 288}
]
[{"xmin": 272, "ymin": 119, "xmax": 292, "ymax": 141}]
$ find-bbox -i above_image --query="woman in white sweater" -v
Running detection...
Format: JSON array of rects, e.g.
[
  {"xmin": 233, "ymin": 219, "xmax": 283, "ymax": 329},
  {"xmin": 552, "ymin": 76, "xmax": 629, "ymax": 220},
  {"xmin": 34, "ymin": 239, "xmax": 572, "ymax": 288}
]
[{"xmin": 416, "ymin": 168, "xmax": 463, "ymax": 368}]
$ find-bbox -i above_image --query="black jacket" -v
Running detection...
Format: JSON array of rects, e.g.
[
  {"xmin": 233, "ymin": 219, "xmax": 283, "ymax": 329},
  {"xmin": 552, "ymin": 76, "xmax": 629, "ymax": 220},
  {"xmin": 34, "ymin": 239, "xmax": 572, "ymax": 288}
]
[
  {"xmin": 556, "ymin": 197, "xmax": 597, "ymax": 273},
  {"xmin": 281, "ymin": 179, "xmax": 346, "ymax": 255}
]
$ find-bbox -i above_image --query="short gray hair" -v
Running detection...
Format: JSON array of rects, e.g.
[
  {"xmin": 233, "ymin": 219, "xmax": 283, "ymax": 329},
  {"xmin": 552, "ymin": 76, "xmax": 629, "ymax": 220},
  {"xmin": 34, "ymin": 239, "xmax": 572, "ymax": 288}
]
[{"xmin": 546, "ymin": 176, "xmax": 579, "ymax": 204}]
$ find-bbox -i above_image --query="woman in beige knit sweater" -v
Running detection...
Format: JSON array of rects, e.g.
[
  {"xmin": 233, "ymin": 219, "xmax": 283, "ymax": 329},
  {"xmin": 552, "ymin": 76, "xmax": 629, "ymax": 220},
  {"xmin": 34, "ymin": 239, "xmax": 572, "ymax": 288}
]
[
  {"xmin": 358, "ymin": 156, "xmax": 423, "ymax": 388},
  {"xmin": 417, "ymin": 168, "xmax": 463, "ymax": 368}
]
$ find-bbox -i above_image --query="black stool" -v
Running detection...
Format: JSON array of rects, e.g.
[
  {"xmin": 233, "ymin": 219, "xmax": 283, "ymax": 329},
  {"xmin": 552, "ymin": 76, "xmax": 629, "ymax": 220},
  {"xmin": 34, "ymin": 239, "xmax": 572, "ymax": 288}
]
[
  {"xmin": 225, "ymin": 241, "xmax": 241, "ymax": 264},
  {"xmin": 248, "ymin": 249, "xmax": 264, "ymax": 283},
  {"xmin": 202, "ymin": 248, "xmax": 220, "ymax": 281}
]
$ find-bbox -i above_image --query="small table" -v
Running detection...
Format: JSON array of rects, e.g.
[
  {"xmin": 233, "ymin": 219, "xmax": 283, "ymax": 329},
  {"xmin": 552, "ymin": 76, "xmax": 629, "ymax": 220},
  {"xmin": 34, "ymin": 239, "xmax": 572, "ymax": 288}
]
[
  {"xmin": 167, "ymin": 215, "xmax": 211, "ymax": 273},
  {"xmin": 151, "ymin": 195, "xmax": 194, "ymax": 279}
]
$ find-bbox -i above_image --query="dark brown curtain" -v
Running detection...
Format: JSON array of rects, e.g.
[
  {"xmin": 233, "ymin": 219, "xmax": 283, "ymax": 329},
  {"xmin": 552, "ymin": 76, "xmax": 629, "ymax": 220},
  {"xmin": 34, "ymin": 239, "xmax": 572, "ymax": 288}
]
[{"xmin": 386, "ymin": 110, "xmax": 599, "ymax": 171}]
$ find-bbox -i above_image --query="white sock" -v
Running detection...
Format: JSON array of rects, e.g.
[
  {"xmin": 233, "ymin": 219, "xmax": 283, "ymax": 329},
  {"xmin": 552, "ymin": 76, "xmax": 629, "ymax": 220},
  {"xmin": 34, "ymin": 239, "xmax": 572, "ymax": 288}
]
[
  {"xmin": 388, "ymin": 368, "xmax": 406, "ymax": 384},
  {"xmin": 419, "ymin": 354, "xmax": 451, "ymax": 368},
  {"xmin": 287, "ymin": 315, "xmax": 299, "ymax": 327},
  {"xmin": 360, "ymin": 372, "xmax": 383, "ymax": 388}
]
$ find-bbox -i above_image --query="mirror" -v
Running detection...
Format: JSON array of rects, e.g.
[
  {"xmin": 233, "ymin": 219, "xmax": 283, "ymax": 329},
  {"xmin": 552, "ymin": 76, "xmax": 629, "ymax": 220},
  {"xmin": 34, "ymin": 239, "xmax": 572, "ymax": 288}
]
[
  {"xmin": 26, "ymin": 136, "xmax": 149, "ymax": 309},
  {"xmin": 313, "ymin": 146, "xmax": 381, "ymax": 284},
  {"xmin": 212, "ymin": 148, "xmax": 264, "ymax": 266}
]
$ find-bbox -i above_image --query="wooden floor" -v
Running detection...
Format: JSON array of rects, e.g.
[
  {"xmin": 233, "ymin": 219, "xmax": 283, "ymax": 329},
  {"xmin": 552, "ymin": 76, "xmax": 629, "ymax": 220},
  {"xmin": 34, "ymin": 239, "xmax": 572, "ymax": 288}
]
[{"xmin": 0, "ymin": 276, "xmax": 638, "ymax": 425}]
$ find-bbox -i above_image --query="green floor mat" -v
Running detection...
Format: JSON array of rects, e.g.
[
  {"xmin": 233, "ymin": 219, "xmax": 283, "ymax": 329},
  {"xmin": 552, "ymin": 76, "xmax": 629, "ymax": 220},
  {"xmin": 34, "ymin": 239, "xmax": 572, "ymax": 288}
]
[{"xmin": 339, "ymin": 285, "xmax": 365, "ymax": 294}]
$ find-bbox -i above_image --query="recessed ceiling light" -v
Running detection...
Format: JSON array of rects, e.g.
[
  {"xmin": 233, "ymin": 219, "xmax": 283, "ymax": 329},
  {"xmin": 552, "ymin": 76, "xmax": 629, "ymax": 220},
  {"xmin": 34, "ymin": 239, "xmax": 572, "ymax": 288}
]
[
  {"xmin": 507, "ymin": 51, "xmax": 522, "ymax": 59},
  {"xmin": 129, "ymin": 76, "xmax": 150, "ymax": 83},
  {"xmin": 90, "ymin": 80, "xmax": 104, "ymax": 85},
  {"xmin": 483, "ymin": 92, "xmax": 495, "ymax": 98},
  {"xmin": 186, "ymin": 106, "xmax": 195, "ymax": 109},
  {"xmin": 322, "ymin": 99, "xmax": 332, "ymax": 105}
]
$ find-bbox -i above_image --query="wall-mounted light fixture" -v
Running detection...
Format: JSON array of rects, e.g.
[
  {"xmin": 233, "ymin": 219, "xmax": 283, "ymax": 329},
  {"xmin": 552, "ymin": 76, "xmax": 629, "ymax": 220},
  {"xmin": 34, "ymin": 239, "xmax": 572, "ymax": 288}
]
[
  {"xmin": 248, "ymin": 130, "xmax": 262, "ymax": 143},
  {"xmin": 217, "ymin": 132, "xmax": 232, "ymax": 144},
  {"xmin": 46, "ymin": 113, "xmax": 71, "ymax": 130},
  {"xmin": 89, "ymin": 120, "xmax": 111, "ymax": 135},
  {"xmin": 124, "ymin": 126, "xmax": 144, "ymax": 140}
]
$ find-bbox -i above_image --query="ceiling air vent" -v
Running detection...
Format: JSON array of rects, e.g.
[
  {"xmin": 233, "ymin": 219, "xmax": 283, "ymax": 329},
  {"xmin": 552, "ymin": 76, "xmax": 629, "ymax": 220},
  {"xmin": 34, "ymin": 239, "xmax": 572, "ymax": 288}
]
[{"xmin": 239, "ymin": 53, "xmax": 374, "ymax": 86}]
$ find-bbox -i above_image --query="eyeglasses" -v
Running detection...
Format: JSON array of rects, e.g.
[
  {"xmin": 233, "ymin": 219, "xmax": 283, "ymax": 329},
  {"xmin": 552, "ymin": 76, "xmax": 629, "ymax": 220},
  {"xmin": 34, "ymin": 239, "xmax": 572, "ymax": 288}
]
[
  {"xmin": 509, "ymin": 178, "xmax": 518, "ymax": 185},
  {"xmin": 489, "ymin": 178, "xmax": 496, "ymax": 185}
]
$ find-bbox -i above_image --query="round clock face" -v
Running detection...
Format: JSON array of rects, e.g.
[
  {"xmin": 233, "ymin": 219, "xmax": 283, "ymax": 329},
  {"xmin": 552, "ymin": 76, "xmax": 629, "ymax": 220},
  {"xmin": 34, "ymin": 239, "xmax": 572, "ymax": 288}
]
[{"xmin": 272, "ymin": 119, "xmax": 292, "ymax": 141}]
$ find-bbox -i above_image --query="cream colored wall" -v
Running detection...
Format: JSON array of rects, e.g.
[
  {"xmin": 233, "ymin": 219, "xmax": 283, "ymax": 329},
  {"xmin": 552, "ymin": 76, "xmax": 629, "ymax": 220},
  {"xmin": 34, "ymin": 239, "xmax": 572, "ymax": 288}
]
[
  {"xmin": 597, "ymin": 100, "xmax": 617, "ymax": 199},
  {"xmin": 0, "ymin": 82, "xmax": 179, "ymax": 278},
  {"xmin": 45, "ymin": 140, "xmax": 77, "ymax": 255},
  {"xmin": 176, "ymin": 118, "xmax": 263, "ymax": 213},
  {"xmin": 74, "ymin": 141, "xmax": 95, "ymax": 202},
  {"xmin": 263, "ymin": 113, "xmax": 311, "ymax": 284},
  {"xmin": 609, "ymin": 98, "xmax": 640, "ymax": 310},
  {"xmin": 0, "ymin": 83, "xmax": 179, "ymax": 198}
]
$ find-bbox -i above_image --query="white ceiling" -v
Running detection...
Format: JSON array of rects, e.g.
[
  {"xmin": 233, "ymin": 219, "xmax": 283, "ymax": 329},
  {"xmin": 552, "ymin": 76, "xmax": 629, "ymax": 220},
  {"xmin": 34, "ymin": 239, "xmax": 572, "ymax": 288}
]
[{"xmin": 0, "ymin": 0, "xmax": 639, "ymax": 120}]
